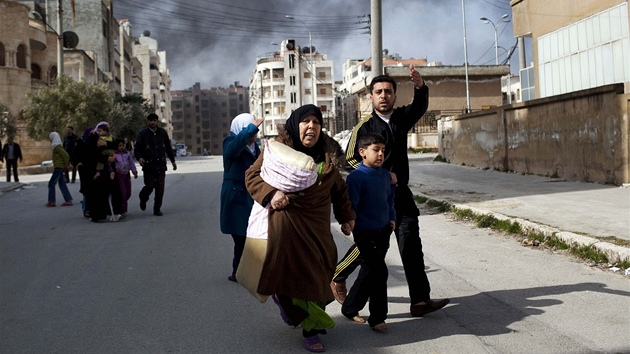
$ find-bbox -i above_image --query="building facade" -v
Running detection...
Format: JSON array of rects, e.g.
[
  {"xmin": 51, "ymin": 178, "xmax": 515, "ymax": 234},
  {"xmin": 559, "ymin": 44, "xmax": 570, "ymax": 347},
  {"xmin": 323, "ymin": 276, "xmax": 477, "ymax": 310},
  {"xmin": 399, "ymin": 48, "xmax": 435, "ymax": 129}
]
[
  {"xmin": 511, "ymin": 0, "xmax": 630, "ymax": 100},
  {"xmin": 249, "ymin": 39, "xmax": 335, "ymax": 137},
  {"xmin": 171, "ymin": 82, "xmax": 249, "ymax": 156}
]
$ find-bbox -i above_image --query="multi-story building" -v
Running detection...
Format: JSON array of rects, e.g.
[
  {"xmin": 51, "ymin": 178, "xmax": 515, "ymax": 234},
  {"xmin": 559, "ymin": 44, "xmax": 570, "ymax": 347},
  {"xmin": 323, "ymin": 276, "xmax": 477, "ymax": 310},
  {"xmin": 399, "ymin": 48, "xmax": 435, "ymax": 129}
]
[
  {"xmin": 171, "ymin": 82, "xmax": 249, "ymax": 156},
  {"xmin": 249, "ymin": 39, "xmax": 336, "ymax": 137},
  {"xmin": 0, "ymin": 0, "xmax": 172, "ymax": 165},
  {"xmin": 511, "ymin": 0, "xmax": 629, "ymax": 100},
  {"xmin": 132, "ymin": 33, "xmax": 172, "ymax": 135}
]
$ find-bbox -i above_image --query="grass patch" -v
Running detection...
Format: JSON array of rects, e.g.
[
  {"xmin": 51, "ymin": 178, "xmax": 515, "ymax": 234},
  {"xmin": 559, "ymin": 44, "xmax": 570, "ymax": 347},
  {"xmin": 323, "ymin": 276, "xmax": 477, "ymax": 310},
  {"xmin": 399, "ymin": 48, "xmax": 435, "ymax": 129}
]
[
  {"xmin": 570, "ymin": 245, "xmax": 608, "ymax": 263},
  {"xmin": 433, "ymin": 155, "xmax": 448, "ymax": 163},
  {"xmin": 449, "ymin": 207, "xmax": 626, "ymax": 270},
  {"xmin": 413, "ymin": 194, "xmax": 450, "ymax": 213}
]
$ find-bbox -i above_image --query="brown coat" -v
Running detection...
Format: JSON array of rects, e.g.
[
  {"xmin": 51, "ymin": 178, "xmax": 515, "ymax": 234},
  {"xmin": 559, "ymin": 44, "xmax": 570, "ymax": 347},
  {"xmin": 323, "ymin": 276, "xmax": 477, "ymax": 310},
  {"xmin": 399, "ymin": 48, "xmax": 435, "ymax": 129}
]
[{"xmin": 245, "ymin": 134, "xmax": 356, "ymax": 302}]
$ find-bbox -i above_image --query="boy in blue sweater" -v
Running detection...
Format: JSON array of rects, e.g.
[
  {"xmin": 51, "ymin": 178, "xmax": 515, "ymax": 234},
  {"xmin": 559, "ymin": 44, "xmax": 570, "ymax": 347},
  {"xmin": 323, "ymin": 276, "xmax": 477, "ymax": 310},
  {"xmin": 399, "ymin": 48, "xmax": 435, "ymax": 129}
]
[{"xmin": 341, "ymin": 132, "xmax": 396, "ymax": 332}]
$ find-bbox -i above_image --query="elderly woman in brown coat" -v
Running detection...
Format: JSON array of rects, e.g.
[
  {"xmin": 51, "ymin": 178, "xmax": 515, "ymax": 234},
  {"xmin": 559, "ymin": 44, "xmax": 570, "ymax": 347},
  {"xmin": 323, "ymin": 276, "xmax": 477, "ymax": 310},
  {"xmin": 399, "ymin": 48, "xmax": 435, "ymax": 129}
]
[{"xmin": 245, "ymin": 104, "xmax": 356, "ymax": 353}]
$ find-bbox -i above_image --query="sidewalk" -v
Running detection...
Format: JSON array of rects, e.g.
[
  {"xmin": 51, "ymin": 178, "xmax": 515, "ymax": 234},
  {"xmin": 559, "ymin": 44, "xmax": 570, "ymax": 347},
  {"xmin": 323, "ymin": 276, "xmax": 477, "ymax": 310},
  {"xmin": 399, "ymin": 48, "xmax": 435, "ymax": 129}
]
[{"xmin": 407, "ymin": 154, "xmax": 630, "ymax": 264}]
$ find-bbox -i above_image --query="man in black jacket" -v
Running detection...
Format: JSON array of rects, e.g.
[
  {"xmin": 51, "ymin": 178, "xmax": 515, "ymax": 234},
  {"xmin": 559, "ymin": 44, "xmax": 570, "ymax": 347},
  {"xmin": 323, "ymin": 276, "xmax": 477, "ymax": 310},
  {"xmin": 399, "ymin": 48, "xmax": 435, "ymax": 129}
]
[
  {"xmin": 63, "ymin": 126, "xmax": 79, "ymax": 183},
  {"xmin": 1, "ymin": 135, "xmax": 23, "ymax": 182},
  {"xmin": 332, "ymin": 66, "xmax": 450, "ymax": 317},
  {"xmin": 134, "ymin": 113, "xmax": 177, "ymax": 216}
]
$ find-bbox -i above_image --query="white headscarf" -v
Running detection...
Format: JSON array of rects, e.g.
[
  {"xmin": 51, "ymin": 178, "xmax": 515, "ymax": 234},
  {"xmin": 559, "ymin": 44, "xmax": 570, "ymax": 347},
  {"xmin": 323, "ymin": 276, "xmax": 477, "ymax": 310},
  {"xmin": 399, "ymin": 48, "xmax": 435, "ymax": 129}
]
[
  {"xmin": 49, "ymin": 132, "xmax": 62, "ymax": 148},
  {"xmin": 230, "ymin": 113, "xmax": 257, "ymax": 154}
]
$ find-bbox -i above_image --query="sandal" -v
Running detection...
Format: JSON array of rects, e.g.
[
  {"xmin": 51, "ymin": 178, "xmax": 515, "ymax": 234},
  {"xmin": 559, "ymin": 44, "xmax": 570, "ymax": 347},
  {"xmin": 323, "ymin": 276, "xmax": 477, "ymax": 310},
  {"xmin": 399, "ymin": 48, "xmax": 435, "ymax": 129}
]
[
  {"xmin": 45, "ymin": 202, "xmax": 56, "ymax": 207},
  {"xmin": 303, "ymin": 335, "xmax": 325, "ymax": 353},
  {"xmin": 272, "ymin": 294, "xmax": 295, "ymax": 327}
]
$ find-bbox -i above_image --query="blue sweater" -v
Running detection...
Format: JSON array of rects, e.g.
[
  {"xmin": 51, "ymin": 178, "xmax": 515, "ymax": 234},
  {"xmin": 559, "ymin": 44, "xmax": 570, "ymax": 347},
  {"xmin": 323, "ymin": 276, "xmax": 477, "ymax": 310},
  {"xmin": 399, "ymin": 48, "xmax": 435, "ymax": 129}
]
[{"xmin": 346, "ymin": 162, "xmax": 396, "ymax": 232}]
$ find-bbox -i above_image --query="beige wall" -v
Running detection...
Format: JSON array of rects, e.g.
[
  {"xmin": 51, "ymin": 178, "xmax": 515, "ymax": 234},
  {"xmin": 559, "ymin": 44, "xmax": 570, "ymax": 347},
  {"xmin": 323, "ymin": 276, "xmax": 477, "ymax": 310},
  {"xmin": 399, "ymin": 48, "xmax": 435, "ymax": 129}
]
[{"xmin": 439, "ymin": 83, "xmax": 630, "ymax": 185}]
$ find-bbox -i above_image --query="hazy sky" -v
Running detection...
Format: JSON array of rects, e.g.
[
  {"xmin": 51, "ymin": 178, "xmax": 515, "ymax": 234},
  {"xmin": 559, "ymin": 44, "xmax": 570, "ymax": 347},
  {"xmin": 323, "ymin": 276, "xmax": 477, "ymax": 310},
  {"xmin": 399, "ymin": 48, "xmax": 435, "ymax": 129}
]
[{"xmin": 113, "ymin": 0, "xmax": 519, "ymax": 90}]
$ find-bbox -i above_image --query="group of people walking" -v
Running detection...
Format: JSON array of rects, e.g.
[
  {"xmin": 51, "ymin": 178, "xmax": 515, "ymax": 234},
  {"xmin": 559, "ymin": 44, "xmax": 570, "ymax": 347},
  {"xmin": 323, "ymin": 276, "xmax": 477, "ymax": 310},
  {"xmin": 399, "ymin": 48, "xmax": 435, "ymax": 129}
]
[
  {"xmin": 43, "ymin": 113, "xmax": 176, "ymax": 221},
  {"xmin": 220, "ymin": 66, "xmax": 449, "ymax": 353}
]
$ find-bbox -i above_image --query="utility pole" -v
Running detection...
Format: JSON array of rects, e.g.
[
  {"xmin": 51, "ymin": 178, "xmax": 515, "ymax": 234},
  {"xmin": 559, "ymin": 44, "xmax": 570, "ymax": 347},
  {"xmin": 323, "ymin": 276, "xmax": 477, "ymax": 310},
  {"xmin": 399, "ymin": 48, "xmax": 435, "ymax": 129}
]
[
  {"xmin": 57, "ymin": 0, "xmax": 63, "ymax": 76},
  {"xmin": 370, "ymin": 0, "xmax": 383, "ymax": 77}
]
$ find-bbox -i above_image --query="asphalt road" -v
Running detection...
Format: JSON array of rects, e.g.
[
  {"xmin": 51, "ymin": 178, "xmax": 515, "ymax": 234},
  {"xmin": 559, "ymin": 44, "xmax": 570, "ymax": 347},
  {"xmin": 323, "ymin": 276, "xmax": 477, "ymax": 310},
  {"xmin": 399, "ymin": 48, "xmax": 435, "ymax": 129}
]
[{"xmin": 1, "ymin": 157, "xmax": 628, "ymax": 353}]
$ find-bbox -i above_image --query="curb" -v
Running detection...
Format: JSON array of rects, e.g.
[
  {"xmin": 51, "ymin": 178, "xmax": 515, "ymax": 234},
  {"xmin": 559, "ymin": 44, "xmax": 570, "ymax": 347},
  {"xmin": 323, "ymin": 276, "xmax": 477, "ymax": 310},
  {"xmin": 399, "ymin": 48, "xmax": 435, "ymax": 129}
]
[{"xmin": 452, "ymin": 204, "xmax": 630, "ymax": 264}]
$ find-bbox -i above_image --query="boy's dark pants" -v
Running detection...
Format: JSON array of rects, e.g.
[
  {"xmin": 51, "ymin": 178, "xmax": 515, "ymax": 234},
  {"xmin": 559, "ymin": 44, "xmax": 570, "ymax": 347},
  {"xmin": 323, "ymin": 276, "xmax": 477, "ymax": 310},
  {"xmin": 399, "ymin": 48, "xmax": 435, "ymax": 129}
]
[{"xmin": 341, "ymin": 225, "xmax": 391, "ymax": 327}]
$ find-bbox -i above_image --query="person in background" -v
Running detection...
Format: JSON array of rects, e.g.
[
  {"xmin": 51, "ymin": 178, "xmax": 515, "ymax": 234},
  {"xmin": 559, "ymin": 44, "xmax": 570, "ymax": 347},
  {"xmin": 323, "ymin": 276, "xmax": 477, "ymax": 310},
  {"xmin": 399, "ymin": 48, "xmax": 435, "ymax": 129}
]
[
  {"xmin": 86, "ymin": 122, "xmax": 121, "ymax": 222},
  {"xmin": 340, "ymin": 132, "xmax": 395, "ymax": 332},
  {"xmin": 1, "ymin": 135, "xmax": 23, "ymax": 182},
  {"xmin": 134, "ymin": 113, "xmax": 177, "ymax": 216},
  {"xmin": 93, "ymin": 123, "xmax": 116, "ymax": 181},
  {"xmin": 245, "ymin": 104, "xmax": 356, "ymax": 353},
  {"xmin": 45, "ymin": 132, "xmax": 73, "ymax": 207},
  {"xmin": 63, "ymin": 126, "xmax": 79, "ymax": 183},
  {"xmin": 332, "ymin": 66, "xmax": 450, "ymax": 317},
  {"xmin": 220, "ymin": 113, "xmax": 263, "ymax": 282},
  {"xmin": 71, "ymin": 127, "xmax": 94, "ymax": 217},
  {"xmin": 114, "ymin": 138, "xmax": 138, "ymax": 216}
]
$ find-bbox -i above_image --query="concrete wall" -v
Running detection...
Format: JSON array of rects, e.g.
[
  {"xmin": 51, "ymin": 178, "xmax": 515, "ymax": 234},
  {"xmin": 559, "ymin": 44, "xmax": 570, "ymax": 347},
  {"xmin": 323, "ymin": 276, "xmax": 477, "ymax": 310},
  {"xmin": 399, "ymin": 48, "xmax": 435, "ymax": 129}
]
[{"xmin": 439, "ymin": 83, "xmax": 630, "ymax": 185}]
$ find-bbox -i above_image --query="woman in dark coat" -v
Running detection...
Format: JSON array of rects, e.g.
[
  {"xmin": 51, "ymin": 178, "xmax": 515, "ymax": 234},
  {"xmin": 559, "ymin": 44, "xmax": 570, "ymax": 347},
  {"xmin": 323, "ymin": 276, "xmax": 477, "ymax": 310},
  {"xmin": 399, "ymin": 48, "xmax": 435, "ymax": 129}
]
[
  {"xmin": 245, "ymin": 105, "xmax": 356, "ymax": 353},
  {"xmin": 220, "ymin": 113, "xmax": 263, "ymax": 282},
  {"xmin": 85, "ymin": 122, "xmax": 121, "ymax": 222}
]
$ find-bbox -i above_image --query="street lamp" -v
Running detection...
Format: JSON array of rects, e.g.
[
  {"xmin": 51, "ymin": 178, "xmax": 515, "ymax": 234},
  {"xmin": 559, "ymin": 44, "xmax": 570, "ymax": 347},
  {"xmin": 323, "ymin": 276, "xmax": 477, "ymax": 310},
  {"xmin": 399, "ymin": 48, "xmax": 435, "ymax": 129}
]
[
  {"xmin": 285, "ymin": 15, "xmax": 315, "ymax": 105},
  {"xmin": 480, "ymin": 14, "xmax": 509, "ymax": 65}
]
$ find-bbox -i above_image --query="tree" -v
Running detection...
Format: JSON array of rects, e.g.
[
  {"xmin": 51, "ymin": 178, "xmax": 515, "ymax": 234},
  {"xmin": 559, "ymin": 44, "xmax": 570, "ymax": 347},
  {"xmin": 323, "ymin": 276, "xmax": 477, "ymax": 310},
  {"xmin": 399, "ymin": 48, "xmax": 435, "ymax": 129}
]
[
  {"xmin": 23, "ymin": 76, "xmax": 114, "ymax": 140},
  {"xmin": 110, "ymin": 93, "xmax": 152, "ymax": 143},
  {"xmin": 0, "ymin": 102, "xmax": 18, "ymax": 140}
]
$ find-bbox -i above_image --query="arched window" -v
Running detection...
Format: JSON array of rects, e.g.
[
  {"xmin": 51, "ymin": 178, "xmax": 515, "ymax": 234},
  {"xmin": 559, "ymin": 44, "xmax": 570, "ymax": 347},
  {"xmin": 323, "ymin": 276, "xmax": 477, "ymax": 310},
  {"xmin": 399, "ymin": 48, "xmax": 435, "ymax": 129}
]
[
  {"xmin": 31, "ymin": 63, "xmax": 41, "ymax": 80},
  {"xmin": 16, "ymin": 44, "xmax": 27, "ymax": 68},
  {"xmin": 50, "ymin": 65, "xmax": 57, "ymax": 81},
  {"xmin": 0, "ymin": 42, "xmax": 5, "ymax": 66}
]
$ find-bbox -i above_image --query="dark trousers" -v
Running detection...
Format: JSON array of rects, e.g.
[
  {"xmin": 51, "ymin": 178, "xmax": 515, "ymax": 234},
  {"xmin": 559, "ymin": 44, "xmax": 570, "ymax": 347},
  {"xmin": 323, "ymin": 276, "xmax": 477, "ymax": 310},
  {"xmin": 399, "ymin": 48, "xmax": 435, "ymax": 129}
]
[
  {"xmin": 341, "ymin": 226, "xmax": 391, "ymax": 327},
  {"xmin": 333, "ymin": 185, "xmax": 431, "ymax": 304},
  {"xmin": 231, "ymin": 234, "xmax": 246, "ymax": 277},
  {"xmin": 65, "ymin": 164, "xmax": 77, "ymax": 183},
  {"xmin": 116, "ymin": 173, "xmax": 132, "ymax": 213},
  {"xmin": 5, "ymin": 159, "xmax": 18, "ymax": 182},
  {"xmin": 139, "ymin": 170, "xmax": 166, "ymax": 211}
]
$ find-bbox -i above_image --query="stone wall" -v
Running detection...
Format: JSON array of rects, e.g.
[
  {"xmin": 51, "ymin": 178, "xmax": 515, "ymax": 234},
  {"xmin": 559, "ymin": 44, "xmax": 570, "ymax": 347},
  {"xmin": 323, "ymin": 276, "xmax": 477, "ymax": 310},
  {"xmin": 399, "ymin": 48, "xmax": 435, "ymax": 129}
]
[{"xmin": 439, "ymin": 83, "xmax": 630, "ymax": 185}]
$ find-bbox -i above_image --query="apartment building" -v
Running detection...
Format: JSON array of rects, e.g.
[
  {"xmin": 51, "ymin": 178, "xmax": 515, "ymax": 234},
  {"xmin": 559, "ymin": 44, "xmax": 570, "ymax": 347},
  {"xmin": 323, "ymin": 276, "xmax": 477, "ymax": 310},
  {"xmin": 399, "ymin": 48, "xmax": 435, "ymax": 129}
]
[
  {"xmin": 511, "ymin": 0, "xmax": 629, "ymax": 100},
  {"xmin": 171, "ymin": 82, "xmax": 249, "ymax": 156},
  {"xmin": 249, "ymin": 39, "xmax": 335, "ymax": 136}
]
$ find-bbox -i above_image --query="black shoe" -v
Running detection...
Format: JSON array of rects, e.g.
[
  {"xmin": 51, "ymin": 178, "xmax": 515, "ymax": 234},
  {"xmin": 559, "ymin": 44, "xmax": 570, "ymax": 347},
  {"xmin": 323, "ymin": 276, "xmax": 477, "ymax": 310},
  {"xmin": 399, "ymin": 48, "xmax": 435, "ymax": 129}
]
[
  {"xmin": 228, "ymin": 275, "xmax": 237, "ymax": 282},
  {"xmin": 153, "ymin": 210, "xmax": 163, "ymax": 216},
  {"xmin": 140, "ymin": 199, "xmax": 146, "ymax": 211},
  {"xmin": 410, "ymin": 298, "xmax": 450, "ymax": 317}
]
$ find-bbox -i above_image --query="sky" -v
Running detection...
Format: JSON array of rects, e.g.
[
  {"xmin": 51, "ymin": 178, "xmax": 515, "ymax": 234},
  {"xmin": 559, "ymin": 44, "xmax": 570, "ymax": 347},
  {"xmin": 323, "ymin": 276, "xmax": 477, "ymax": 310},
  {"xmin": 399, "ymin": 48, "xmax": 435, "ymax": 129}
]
[{"xmin": 113, "ymin": 0, "xmax": 520, "ymax": 90}]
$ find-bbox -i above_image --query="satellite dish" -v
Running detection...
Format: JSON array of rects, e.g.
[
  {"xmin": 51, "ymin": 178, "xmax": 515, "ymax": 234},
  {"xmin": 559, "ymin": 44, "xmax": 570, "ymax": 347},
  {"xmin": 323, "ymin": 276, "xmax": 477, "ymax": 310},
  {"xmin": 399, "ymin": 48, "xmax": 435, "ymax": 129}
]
[
  {"xmin": 62, "ymin": 31, "xmax": 79, "ymax": 49},
  {"xmin": 286, "ymin": 39, "xmax": 295, "ymax": 50},
  {"xmin": 383, "ymin": 48, "xmax": 389, "ymax": 55},
  {"xmin": 143, "ymin": 30, "xmax": 151, "ymax": 37}
]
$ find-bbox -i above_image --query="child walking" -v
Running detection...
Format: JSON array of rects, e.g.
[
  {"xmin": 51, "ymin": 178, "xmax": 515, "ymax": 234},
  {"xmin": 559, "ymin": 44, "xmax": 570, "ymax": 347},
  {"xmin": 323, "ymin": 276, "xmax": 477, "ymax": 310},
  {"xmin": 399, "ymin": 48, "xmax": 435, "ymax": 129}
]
[
  {"xmin": 46, "ymin": 132, "xmax": 73, "ymax": 207},
  {"xmin": 114, "ymin": 138, "xmax": 138, "ymax": 215},
  {"xmin": 341, "ymin": 132, "xmax": 396, "ymax": 332}
]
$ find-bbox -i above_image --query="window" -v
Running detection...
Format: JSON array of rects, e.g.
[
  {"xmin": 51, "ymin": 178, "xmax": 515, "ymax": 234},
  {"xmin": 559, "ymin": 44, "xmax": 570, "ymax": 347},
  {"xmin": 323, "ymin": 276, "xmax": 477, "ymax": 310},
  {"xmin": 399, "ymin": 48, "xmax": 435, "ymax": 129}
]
[
  {"xmin": 319, "ymin": 72, "xmax": 326, "ymax": 79},
  {"xmin": 305, "ymin": 88, "xmax": 311, "ymax": 95},
  {"xmin": 290, "ymin": 76, "xmax": 296, "ymax": 85},
  {"xmin": 289, "ymin": 54, "xmax": 295, "ymax": 68},
  {"xmin": 304, "ymin": 72, "xmax": 311, "ymax": 79},
  {"xmin": 0, "ymin": 42, "xmax": 5, "ymax": 66},
  {"xmin": 16, "ymin": 44, "xmax": 27, "ymax": 68},
  {"xmin": 319, "ymin": 88, "xmax": 326, "ymax": 95},
  {"xmin": 31, "ymin": 64, "xmax": 41, "ymax": 79},
  {"xmin": 290, "ymin": 92, "xmax": 297, "ymax": 103}
]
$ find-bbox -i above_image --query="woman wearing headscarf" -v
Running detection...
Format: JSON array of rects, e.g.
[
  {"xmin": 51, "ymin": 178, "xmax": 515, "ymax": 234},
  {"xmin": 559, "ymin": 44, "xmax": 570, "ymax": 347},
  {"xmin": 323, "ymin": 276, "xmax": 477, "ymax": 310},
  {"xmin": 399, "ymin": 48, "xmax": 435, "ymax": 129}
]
[
  {"xmin": 220, "ymin": 113, "xmax": 264, "ymax": 282},
  {"xmin": 45, "ymin": 132, "xmax": 73, "ymax": 207},
  {"xmin": 245, "ymin": 104, "xmax": 356, "ymax": 353},
  {"xmin": 86, "ymin": 121, "xmax": 121, "ymax": 222}
]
